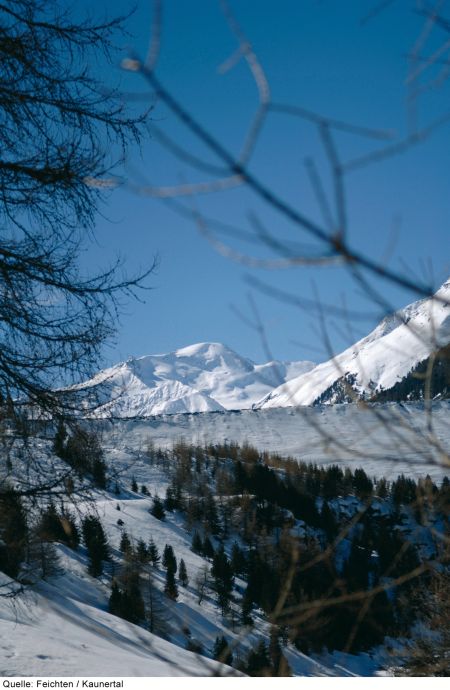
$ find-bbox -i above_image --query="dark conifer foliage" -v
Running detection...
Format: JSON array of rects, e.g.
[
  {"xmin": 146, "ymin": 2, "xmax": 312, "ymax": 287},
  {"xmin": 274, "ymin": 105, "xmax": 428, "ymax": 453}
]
[
  {"xmin": 211, "ymin": 545, "xmax": 234, "ymax": 615},
  {"xmin": 178, "ymin": 558, "xmax": 189, "ymax": 587},
  {"xmin": 150, "ymin": 496, "xmax": 166, "ymax": 521},
  {"xmin": 191, "ymin": 531, "xmax": 204, "ymax": 555},
  {"xmin": 203, "ymin": 536, "xmax": 215, "ymax": 559},
  {"xmin": 164, "ymin": 566, "xmax": 179, "ymax": 600},
  {"xmin": 148, "ymin": 538, "xmax": 160, "ymax": 567},
  {"xmin": 0, "ymin": 489, "xmax": 28, "ymax": 578},
  {"xmin": 37, "ymin": 504, "xmax": 79, "ymax": 549},
  {"xmin": 64, "ymin": 429, "xmax": 108, "ymax": 489},
  {"xmin": 150, "ymin": 441, "xmax": 449, "ymax": 657},
  {"xmin": 212, "ymin": 635, "xmax": 233, "ymax": 665},
  {"xmin": 242, "ymin": 640, "xmax": 272, "ymax": 676},
  {"xmin": 81, "ymin": 515, "xmax": 109, "ymax": 577},
  {"xmin": 119, "ymin": 531, "xmax": 132, "ymax": 556},
  {"xmin": 162, "ymin": 544, "xmax": 177, "ymax": 574},
  {"xmin": 108, "ymin": 574, "xmax": 145, "ymax": 624}
]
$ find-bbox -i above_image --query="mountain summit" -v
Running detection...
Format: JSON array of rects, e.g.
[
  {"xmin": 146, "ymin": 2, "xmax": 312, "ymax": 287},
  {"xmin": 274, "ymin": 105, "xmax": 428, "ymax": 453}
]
[{"xmin": 81, "ymin": 342, "xmax": 315, "ymax": 417}]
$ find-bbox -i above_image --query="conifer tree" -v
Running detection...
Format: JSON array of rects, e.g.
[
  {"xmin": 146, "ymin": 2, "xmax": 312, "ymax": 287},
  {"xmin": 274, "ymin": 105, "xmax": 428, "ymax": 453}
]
[
  {"xmin": 150, "ymin": 496, "xmax": 166, "ymax": 521},
  {"xmin": 0, "ymin": 489, "xmax": 28, "ymax": 579},
  {"xmin": 119, "ymin": 531, "xmax": 132, "ymax": 555},
  {"xmin": 191, "ymin": 531, "xmax": 204, "ymax": 555},
  {"xmin": 108, "ymin": 580, "xmax": 122, "ymax": 617},
  {"xmin": 243, "ymin": 640, "xmax": 272, "ymax": 677},
  {"xmin": 320, "ymin": 500, "xmax": 338, "ymax": 542},
  {"xmin": 164, "ymin": 566, "xmax": 179, "ymax": 600},
  {"xmin": 211, "ymin": 545, "xmax": 234, "ymax": 615},
  {"xmin": 241, "ymin": 588, "xmax": 254, "ymax": 626},
  {"xmin": 178, "ymin": 558, "xmax": 189, "ymax": 587},
  {"xmin": 231, "ymin": 541, "xmax": 247, "ymax": 576},
  {"xmin": 82, "ymin": 515, "xmax": 109, "ymax": 577},
  {"xmin": 148, "ymin": 538, "xmax": 160, "ymax": 567},
  {"xmin": 269, "ymin": 627, "xmax": 291, "ymax": 677},
  {"xmin": 203, "ymin": 536, "xmax": 215, "ymax": 559},
  {"xmin": 212, "ymin": 635, "xmax": 233, "ymax": 665},
  {"xmin": 162, "ymin": 544, "xmax": 177, "ymax": 574},
  {"xmin": 136, "ymin": 539, "xmax": 149, "ymax": 563}
]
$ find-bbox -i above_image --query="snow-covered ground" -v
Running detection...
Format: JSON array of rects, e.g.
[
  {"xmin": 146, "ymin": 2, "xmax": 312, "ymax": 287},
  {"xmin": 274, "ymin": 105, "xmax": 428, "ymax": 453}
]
[
  {"xmin": 1, "ymin": 394, "xmax": 447, "ymax": 676},
  {"xmin": 0, "ymin": 462, "xmax": 382, "ymax": 678},
  {"xmin": 0, "ymin": 566, "xmax": 224, "ymax": 677},
  {"xmin": 98, "ymin": 400, "xmax": 450, "ymax": 481}
]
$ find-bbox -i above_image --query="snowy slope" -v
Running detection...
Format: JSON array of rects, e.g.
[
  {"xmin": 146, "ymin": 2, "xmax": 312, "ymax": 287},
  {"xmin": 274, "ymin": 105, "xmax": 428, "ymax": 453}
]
[
  {"xmin": 78, "ymin": 342, "xmax": 314, "ymax": 417},
  {"xmin": 0, "ymin": 568, "xmax": 225, "ymax": 677},
  {"xmin": 98, "ymin": 401, "xmax": 450, "ymax": 481},
  {"xmin": 0, "ymin": 453, "xmax": 379, "ymax": 677},
  {"xmin": 258, "ymin": 280, "xmax": 450, "ymax": 409}
]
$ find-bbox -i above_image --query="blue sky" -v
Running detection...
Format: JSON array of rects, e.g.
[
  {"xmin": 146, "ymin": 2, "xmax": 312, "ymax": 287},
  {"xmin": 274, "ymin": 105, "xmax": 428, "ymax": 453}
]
[{"xmin": 82, "ymin": 1, "xmax": 450, "ymax": 366}]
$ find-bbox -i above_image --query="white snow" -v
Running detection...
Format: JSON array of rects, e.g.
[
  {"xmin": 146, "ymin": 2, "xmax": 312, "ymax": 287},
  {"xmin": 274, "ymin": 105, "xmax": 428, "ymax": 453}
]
[
  {"xmin": 77, "ymin": 342, "xmax": 314, "ymax": 417},
  {"xmin": 0, "ymin": 567, "xmax": 228, "ymax": 677},
  {"xmin": 258, "ymin": 280, "xmax": 450, "ymax": 408},
  {"xmin": 97, "ymin": 400, "xmax": 450, "ymax": 481}
]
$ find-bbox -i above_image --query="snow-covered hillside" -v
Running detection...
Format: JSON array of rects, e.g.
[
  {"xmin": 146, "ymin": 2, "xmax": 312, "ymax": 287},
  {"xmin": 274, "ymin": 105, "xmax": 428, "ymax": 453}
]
[
  {"xmin": 78, "ymin": 342, "xmax": 314, "ymax": 417},
  {"xmin": 0, "ymin": 446, "xmax": 395, "ymax": 678},
  {"xmin": 258, "ymin": 280, "xmax": 450, "ymax": 409},
  {"xmin": 98, "ymin": 401, "xmax": 450, "ymax": 481}
]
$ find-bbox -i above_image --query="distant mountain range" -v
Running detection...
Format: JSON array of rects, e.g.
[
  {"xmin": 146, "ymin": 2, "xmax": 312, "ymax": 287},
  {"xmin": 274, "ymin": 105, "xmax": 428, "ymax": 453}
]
[
  {"xmin": 78, "ymin": 342, "xmax": 315, "ymax": 417},
  {"xmin": 79, "ymin": 280, "xmax": 450, "ymax": 417}
]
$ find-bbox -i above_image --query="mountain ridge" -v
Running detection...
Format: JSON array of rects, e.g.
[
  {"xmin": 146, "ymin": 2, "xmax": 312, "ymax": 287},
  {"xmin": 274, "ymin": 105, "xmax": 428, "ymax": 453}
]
[
  {"xmin": 78, "ymin": 281, "xmax": 450, "ymax": 417},
  {"xmin": 80, "ymin": 342, "xmax": 315, "ymax": 417},
  {"xmin": 257, "ymin": 280, "xmax": 450, "ymax": 409}
]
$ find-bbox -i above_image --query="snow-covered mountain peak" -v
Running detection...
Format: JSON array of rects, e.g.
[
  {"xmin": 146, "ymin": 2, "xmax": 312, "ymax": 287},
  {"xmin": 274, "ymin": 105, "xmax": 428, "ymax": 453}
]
[
  {"xmin": 257, "ymin": 279, "xmax": 450, "ymax": 409},
  {"xmin": 80, "ymin": 342, "xmax": 315, "ymax": 418}
]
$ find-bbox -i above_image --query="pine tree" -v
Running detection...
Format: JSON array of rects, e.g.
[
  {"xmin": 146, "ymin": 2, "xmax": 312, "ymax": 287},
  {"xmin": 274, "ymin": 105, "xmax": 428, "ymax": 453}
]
[
  {"xmin": 136, "ymin": 539, "xmax": 149, "ymax": 563},
  {"xmin": 108, "ymin": 580, "xmax": 122, "ymax": 617},
  {"xmin": 241, "ymin": 587, "xmax": 254, "ymax": 626},
  {"xmin": 164, "ymin": 566, "xmax": 179, "ymax": 600},
  {"xmin": 165, "ymin": 485, "xmax": 178, "ymax": 511},
  {"xmin": 38, "ymin": 503, "xmax": 66, "ymax": 544},
  {"xmin": 119, "ymin": 531, "xmax": 132, "ymax": 555},
  {"xmin": 143, "ymin": 571, "xmax": 170, "ymax": 637},
  {"xmin": 150, "ymin": 496, "xmax": 166, "ymax": 521},
  {"xmin": 148, "ymin": 538, "xmax": 160, "ymax": 567},
  {"xmin": 243, "ymin": 640, "xmax": 272, "ymax": 677},
  {"xmin": 231, "ymin": 541, "xmax": 247, "ymax": 576},
  {"xmin": 92, "ymin": 455, "xmax": 107, "ymax": 489},
  {"xmin": 131, "ymin": 476, "xmax": 138, "ymax": 493},
  {"xmin": 61, "ymin": 512, "xmax": 80, "ymax": 549},
  {"xmin": 212, "ymin": 635, "xmax": 233, "ymax": 665},
  {"xmin": 191, "ymin": 531, "xmax": 204, "ymax": 555},
  {"xmin": 178, "ymin": 558, "xmax": 189, "ymax": 587},
  {"xmin": 269, "ymin": 627, "xmax": 291, "ymax": 677},
  {"xmin": 82, "ymin": 515, "xmax": 109, "ymax": 577},
  {"xmin": 211, "ymin": 545, "xmax": 234, "ymax": 615},
  {"xmin": 0, "ymin": 489, "xmax": 28, "ymax": 579},
  {"xmin": 162, "ymin": 544, "xmax": 177, "ymax": 574},
  {"xmin": 203, "ymin": 536, "xmax": 215, "ymax": 559}
]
